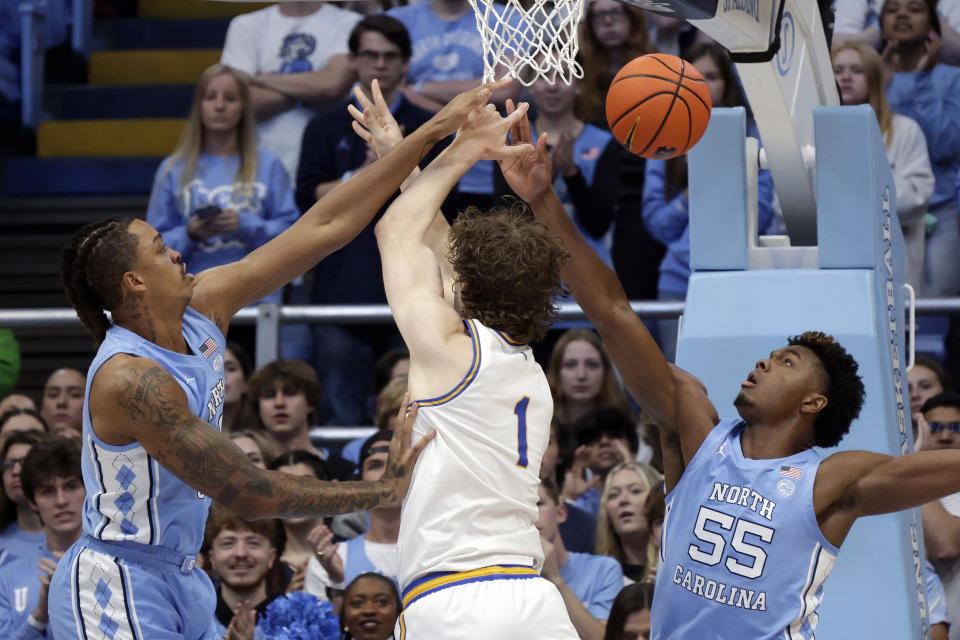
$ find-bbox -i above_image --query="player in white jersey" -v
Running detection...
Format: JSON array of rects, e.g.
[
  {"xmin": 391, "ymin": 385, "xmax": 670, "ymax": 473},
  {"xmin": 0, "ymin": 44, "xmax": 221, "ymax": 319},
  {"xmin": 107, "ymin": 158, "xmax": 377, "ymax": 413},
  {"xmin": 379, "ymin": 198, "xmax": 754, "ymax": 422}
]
[
  {"xmin": 45, "ymin": 82, "xmax": 507, "ymax": 639},
  {"xmin": 499, "ymin": 103, "xmax": 960, "ymax": 638},
  {"xmin": 353, "ymin": 84, "xmax": 578, "ymax": 638}
]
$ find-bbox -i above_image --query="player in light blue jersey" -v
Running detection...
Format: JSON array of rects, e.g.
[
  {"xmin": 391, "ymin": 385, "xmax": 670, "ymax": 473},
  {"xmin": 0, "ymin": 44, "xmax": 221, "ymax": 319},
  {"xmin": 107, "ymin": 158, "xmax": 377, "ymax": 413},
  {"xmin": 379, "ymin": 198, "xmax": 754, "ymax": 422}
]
[
  {"xmin": 44, "ymin": 81, "xmax": 510, "ymax": 640},
  {"xmin": 501, "ymin": 102, "xmax": 960, "ymax": 639}
]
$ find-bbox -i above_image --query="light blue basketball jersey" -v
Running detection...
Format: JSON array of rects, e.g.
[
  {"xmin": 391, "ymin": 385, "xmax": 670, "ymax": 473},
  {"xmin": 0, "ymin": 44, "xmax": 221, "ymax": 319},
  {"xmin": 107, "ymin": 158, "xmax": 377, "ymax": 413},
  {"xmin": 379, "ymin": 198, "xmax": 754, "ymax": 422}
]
[
  {"xmin": 79, "ymin": 306, "xmax": 226, "ymax": 556},
  {"xmin": 652, "ymin": 418, "xmax": 839, "ymax": 640}
]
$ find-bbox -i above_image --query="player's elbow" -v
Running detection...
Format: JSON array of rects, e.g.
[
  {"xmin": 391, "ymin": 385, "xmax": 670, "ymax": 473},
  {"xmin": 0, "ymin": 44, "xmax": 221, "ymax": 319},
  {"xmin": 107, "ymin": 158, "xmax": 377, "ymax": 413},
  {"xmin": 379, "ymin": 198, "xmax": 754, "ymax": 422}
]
[
  {"xmin": 604, "ymin": 298, "xmax": 637, "ymax": 331},
  {"xmin": 930, "ymin": 540, "xmax": 960, "ymax": 564}
]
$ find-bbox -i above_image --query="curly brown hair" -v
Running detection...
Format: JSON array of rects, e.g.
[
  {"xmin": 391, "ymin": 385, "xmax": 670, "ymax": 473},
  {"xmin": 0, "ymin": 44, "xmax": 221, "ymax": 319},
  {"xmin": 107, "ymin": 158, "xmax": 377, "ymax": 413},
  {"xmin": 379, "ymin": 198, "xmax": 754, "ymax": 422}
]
[{"xmin": 447, "ymin": 202, "xmax": 568, "ymax": 344}]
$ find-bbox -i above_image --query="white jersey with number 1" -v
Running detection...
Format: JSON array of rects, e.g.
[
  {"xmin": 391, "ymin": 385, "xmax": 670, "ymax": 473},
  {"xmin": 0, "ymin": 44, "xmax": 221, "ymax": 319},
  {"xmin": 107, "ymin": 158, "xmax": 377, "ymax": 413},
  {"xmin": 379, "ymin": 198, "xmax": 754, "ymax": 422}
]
[{"xmin": 397, "ymin": 318, "xmax": 551, "ymax": 589}]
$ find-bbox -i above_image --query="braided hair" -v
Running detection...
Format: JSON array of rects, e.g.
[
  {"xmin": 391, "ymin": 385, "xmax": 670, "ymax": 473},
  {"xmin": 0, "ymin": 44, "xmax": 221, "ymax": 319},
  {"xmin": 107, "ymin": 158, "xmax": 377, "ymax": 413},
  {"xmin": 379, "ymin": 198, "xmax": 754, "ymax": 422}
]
[{"xmin": 61, "ymin": 217, "xmax": 139, "ymax": 346}]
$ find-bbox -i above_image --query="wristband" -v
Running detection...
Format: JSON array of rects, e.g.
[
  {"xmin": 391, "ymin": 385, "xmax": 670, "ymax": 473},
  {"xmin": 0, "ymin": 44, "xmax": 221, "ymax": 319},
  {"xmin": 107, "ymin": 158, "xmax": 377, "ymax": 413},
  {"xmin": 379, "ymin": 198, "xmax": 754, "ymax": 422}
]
[{"xmin": 27, "ymin": 614, "xmax": 47, "ymax": 632}]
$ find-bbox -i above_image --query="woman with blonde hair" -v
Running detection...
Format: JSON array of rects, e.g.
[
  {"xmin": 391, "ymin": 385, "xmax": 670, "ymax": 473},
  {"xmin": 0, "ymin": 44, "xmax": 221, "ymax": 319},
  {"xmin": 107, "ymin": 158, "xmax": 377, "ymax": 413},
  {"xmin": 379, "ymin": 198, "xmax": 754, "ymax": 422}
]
[
  {"xmin": 146, "ymin": 63, "xmax": 300, "ymax": 304},
  {"xmin": 832, "ymin": 39, "xmax": 934, "ymax": 290},
  {"xmin": 546, "ymin": 329, "xmax": 632, "ymax": 428},
  {"xmin": 594, "ymin": 460, "xmax": 662, "ymax": 584}
]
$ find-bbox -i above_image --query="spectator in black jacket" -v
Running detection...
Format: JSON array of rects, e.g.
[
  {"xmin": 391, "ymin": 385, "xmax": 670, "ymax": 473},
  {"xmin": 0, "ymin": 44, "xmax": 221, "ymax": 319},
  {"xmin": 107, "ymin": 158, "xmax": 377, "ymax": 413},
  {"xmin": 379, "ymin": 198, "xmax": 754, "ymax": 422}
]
[{"xmin": 295, "ymin": 15, "xmax": 448, "ymax": 426}]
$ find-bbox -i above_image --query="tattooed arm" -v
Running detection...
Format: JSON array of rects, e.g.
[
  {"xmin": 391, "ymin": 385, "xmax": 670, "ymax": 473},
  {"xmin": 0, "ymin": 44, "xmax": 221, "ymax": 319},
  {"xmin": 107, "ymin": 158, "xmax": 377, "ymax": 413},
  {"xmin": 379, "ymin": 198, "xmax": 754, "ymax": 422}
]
[{"xmin": 88, "ymin": 355, "xmax": 432, "ymax": 519}]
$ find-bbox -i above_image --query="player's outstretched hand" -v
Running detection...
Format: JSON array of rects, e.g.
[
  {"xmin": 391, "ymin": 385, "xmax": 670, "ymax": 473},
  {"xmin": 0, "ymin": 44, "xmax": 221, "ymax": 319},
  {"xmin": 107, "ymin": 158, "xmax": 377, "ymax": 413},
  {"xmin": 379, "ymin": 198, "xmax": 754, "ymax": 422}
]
[
  {"xmin": 454, "ymin": 100, "xmax": 532, "ymax": 164},
  {"xmin": 349, "ymin": 79, "xmax": 404, "ymax": 159},
  {"xmin": 499, "ymin": 99, "xmax": 553, "ymax": 203},
  {"xmin": 430, "ymin": 77, "xmax": 514, "ymax": 137},
  {"xmin": 379, "ymin": 395, "xmax": 435, "ymax": 505}
]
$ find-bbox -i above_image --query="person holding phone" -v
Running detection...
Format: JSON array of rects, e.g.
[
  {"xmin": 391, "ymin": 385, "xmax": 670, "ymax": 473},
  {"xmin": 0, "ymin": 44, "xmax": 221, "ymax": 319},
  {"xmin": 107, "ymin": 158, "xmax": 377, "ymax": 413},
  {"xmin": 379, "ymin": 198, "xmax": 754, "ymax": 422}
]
[{"xmin": 146, "ymin": 64, "xmax": 300, "ymax": 304}]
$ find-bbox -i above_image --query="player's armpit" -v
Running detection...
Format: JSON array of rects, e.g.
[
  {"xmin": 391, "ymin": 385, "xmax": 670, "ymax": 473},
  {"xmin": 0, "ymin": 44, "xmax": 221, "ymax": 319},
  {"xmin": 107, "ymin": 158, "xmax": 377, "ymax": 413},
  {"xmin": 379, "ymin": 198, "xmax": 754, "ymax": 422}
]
[
  {"xmin": 91, "ymin": 356, "xmax": 390, "ymax": 519},
  {"xmin": 668, "ymin": 364, "xmax": 720, "ymax": 464}
]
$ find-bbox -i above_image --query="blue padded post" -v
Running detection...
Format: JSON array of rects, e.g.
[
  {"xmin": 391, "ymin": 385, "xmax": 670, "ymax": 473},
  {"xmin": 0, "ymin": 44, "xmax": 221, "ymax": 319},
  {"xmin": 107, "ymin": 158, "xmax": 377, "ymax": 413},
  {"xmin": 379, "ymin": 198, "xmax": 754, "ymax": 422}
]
[
  {"xmin": 677, "ymin": 105, "xmax": 927, "ymax": 638},
  {"xmin": 688, "ymin": 107, "xmax": 749, "ymax": 272}
]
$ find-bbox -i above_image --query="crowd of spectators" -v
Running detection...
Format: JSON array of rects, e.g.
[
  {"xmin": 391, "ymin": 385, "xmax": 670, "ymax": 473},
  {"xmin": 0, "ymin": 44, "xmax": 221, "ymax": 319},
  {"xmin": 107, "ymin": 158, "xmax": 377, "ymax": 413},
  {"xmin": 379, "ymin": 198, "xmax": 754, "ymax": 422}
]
[
  {"xmin": 0, "ymin": 331, "xmax": 670, "ymax": 639},
  {"xmin": 2, "ymin": 323, "xmax": 954, "ymax": 638},
  {"xmin": 2, "ymin": 0, "xmax": 960, "ymax": 637}
]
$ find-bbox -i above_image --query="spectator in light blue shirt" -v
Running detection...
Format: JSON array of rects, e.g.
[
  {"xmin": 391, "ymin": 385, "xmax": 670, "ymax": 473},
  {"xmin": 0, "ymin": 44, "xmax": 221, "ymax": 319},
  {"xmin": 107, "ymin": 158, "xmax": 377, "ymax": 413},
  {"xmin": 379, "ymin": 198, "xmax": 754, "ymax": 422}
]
[
  {"xmin": 0, "ymin": 431, "xmax": 46, "ymax": 561},
  {"xmin": 147, "ymin": 64, "xmax": 299, "ymax": 305},
  {"xmin": 0, "ymin": 436, "xmax": 84, "ymax": 640},
  {"xmin": 537, "ymin": 477, "xmax": 624, "ymax": 640}
]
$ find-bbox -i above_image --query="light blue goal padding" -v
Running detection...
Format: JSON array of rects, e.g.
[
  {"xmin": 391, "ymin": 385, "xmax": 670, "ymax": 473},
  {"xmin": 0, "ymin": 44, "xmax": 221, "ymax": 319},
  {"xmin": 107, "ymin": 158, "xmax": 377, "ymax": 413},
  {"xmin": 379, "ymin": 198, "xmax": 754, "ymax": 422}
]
[{"xmin": 677, "ymin": 105, "xmax": 929, "ymax": 638}]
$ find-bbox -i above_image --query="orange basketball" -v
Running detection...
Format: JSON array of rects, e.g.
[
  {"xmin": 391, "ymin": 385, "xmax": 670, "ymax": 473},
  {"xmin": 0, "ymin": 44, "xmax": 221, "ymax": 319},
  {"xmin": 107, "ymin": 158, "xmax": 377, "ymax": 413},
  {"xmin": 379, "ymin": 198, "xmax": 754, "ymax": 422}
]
[{"xmin": 605, "ymin": 53, "xmax": 713, "ymax": 159}]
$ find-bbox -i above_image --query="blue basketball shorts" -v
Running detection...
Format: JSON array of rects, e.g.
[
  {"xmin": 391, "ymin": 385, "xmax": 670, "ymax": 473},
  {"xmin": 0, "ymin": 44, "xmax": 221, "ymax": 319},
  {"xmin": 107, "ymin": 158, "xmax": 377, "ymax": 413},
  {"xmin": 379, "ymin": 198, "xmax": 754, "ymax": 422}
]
[{"xmin": 49, "ymin": 534, "xmax": 217, "ymax": 640}]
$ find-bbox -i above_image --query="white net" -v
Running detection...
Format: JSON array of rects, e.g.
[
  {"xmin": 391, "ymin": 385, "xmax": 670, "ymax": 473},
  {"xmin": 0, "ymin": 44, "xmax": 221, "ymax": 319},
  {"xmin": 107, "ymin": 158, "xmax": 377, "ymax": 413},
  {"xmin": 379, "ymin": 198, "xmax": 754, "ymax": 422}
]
[{"xmin": 468, "ymin": 0, "xmax": 586, "ymax": 86}]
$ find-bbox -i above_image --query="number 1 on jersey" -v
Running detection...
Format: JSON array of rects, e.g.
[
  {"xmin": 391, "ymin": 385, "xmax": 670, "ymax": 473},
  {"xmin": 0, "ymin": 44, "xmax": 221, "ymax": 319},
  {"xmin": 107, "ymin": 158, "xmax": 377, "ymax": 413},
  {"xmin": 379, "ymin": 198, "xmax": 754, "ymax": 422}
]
[{"xmin": 514, "ymin": 396, "xmax": 530, "ymax": 468}]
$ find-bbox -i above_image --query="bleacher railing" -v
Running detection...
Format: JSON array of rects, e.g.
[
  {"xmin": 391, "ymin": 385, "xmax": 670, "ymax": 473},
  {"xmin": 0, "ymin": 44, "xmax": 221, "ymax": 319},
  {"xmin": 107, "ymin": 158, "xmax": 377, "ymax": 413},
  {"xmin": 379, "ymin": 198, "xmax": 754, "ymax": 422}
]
[{"xmin": 1, "ymin": 299, "xmax": 958, "ymax": 369}]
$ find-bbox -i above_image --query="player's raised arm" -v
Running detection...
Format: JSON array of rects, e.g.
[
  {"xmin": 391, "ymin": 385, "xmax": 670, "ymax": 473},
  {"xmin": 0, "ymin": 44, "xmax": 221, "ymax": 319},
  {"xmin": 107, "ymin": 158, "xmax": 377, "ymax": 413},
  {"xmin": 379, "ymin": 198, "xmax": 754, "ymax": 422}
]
[
  {"xmin": 499, "ymin": 102, "xmax": 716, "ymax": 452},
  {"xmin": 190, "ymin": 79, "xmax": 513, "ymax": 331},
  {"xmin": 374, "ymin": 101, "xmax": 531, "ymax": 368},
  {"xmin": 815, "ymin": 448, "xmax": 960, "ymax": 547},
  {"xmin": 350, "ymin": 83, "xmax": 456, "ymax": 304},
  {"xmin": 90, "ymin": 355, "xmax": 432, "ymax": 519}
]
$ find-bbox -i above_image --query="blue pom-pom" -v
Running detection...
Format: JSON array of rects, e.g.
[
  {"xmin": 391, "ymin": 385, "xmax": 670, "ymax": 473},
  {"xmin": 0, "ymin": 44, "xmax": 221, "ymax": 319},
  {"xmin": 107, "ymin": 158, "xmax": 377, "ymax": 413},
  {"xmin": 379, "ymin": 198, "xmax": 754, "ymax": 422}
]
[{"xmin": 261, "ymin": 592, "xmax": 339, "ymax": 640}]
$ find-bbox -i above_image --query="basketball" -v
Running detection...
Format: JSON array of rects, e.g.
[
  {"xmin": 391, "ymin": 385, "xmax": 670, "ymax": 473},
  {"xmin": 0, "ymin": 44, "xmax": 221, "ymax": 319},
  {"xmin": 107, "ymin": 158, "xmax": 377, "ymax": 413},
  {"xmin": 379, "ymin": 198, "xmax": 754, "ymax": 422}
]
[{"xmin": 605, "ymin": 53, "xmax": 713, "ymax": 159}]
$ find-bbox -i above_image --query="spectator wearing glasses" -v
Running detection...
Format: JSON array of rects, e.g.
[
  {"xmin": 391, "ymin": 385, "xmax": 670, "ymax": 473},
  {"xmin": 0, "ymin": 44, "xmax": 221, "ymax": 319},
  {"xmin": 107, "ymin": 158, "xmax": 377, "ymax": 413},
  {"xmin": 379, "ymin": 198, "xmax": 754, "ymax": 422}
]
[
  {"xmin": 0, "ymin": 431, "xmax": 46, "ymax": 560},
  {"xmin": 917, "ymin": 391, "xmax": 960, "ymax": 640},
  {"xmin": 0, "ymin": 437, "xmax": 84, "ymax": 640},
  {"xmin": 296, "ymin": 15, "xmax": 445, "ymax": 426}
]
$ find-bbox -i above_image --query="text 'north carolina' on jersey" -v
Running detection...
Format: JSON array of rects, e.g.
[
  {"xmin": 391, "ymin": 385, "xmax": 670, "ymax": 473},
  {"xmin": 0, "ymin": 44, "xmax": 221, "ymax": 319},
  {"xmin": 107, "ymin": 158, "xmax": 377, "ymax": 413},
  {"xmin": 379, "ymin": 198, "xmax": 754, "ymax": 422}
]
[
  {"xmin": 397, "ymin": 319, "xmax": 552, "ymax": 589},
  {"xmin": 652, "ymin": 418, "xmax": 839, "ymax": 640},
  {"xmin": 80, "ymin": 306, "xmax": 227, "ymax": 556}
]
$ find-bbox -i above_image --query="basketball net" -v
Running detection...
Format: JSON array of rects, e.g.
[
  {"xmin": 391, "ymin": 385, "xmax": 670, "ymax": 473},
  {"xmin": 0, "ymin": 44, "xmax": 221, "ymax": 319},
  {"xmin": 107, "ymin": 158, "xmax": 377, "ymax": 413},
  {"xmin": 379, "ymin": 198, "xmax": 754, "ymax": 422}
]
[{"xmin": 468, "ymin": 0, "xmax": 585, "ymax": 86}]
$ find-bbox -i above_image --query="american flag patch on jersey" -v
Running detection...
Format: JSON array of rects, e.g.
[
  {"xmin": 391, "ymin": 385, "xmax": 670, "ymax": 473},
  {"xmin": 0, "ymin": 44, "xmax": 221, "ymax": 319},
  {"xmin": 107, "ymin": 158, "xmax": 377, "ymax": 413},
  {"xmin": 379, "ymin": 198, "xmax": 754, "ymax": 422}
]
[
  {"xmin": 580, "ymin": 146, "xmax": 600, "ymax": 160},
  {"xmin": 779, "ymin": 465, "xmax": 803, "ymax": 479},
  {"xmin": 200, "ymin": 337, "xmax": 217, "ymax": 358}
]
